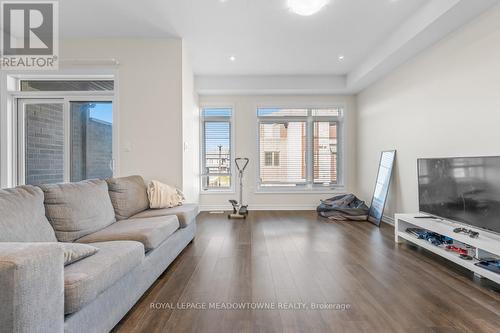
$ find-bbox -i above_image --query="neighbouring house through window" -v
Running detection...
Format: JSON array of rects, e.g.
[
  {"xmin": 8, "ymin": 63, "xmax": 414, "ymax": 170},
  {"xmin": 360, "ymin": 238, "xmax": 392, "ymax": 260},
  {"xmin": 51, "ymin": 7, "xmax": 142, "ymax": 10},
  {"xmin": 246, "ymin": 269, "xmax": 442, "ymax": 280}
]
[{"xmin": 258, "ymin": 107, "xmax": 343, "ymax": 190}]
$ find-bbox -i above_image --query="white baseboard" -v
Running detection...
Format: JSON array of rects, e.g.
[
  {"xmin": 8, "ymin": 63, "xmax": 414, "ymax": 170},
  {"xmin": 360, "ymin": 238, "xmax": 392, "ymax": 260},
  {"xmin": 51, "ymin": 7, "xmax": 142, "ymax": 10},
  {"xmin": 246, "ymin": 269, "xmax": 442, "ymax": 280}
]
[
  {"xmin": 200, "ymin": 204, "xmax": 317, "ymax": 212},
  {"xmin": 199, "ymin": 205, "xmax": 231, "ymax": 212},
  {"xmin": 382, "ymin": 215, "xmax": 395, "ymax": 226}
]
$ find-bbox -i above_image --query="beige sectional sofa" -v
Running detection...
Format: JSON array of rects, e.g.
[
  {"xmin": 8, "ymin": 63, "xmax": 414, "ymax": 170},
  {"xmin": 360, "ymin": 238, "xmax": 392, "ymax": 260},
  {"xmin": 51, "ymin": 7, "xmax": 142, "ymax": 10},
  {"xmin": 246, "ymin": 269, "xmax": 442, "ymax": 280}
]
[{"xmin": 0, "ymin": 176, "xmax": 198, "ymax": 333}]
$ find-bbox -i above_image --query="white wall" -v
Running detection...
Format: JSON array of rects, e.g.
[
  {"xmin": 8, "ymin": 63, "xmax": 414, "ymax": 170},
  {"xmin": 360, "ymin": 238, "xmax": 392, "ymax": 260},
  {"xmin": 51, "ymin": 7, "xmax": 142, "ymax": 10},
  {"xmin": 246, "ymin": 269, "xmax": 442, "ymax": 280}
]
[
  {"xmin": 198, "ymin": 94, "xmax": 357, "ymax": 210},
  {"xmin": 356, "ymin": 5, "xmax": 500, "ymax": 219},
  {"xmin": 181, "ymin": 42, "xmax": 200, "ymax": 203},
  {"xmin": 61, "ymin": 38, "xmax": 184, "ymax": 188}
]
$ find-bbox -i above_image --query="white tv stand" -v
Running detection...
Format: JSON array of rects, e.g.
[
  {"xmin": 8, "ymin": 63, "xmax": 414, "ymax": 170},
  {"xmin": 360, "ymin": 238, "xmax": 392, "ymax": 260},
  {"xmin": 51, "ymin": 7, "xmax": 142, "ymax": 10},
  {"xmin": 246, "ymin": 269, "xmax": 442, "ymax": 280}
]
[{"xmin": 395, "ymin": 214, "xmax": 500, "ymax": 284}]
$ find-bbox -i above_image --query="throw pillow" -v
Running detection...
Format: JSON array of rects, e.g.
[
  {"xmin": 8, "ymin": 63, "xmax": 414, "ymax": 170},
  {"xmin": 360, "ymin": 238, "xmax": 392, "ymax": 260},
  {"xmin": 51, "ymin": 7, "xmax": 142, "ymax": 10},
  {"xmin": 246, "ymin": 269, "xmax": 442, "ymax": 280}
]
[{"xmin": 59, "ymin": 243, "xmax": 99, "ymax": 266}]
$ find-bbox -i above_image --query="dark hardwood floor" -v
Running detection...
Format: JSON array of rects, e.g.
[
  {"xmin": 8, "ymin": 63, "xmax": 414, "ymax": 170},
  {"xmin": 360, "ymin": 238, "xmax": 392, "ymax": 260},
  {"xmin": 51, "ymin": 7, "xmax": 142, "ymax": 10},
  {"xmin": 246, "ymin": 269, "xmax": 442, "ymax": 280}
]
[{"xmin": 114, "ymin": 211, "xmax": 500, "ymax": 333}]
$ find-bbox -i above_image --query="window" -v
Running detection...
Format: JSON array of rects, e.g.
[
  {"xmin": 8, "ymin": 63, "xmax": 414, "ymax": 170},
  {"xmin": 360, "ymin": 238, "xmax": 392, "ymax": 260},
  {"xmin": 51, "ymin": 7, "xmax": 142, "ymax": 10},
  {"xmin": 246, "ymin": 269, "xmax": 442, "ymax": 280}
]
[
  {"xmin": 13, "ymin": 80, "xmax": 114, "ymax": 186},
  {"xmin": 20, "ymin": 100, "xmax": 65, "ymax": 185},
  {"xmin": 70, "ymin": 101, "xmax": 113, "ymax": 182},
  {"xmin": 264, "ymin": 151, "xmax": 280, "ymax": 167},
  {"xmin": 201, "ymin": 108, "xmax": 233, "ymax": 191},
  {"xmin": 258, "ymin": 107, "xmax": 343, "ymax": 190},
  {"xmin": 20, "ymin": 80, "xmax": 114, "ymax": 91},
  {"xmin": 313, "ymin": 121, "xmax": 338, "ymax": 185}
]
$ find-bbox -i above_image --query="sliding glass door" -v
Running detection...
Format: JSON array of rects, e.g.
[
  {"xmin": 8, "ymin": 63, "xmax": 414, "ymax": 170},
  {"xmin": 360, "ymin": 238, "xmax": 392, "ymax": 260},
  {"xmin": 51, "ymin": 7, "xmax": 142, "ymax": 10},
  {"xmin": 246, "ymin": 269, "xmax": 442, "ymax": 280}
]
[
  {"xmin": 70, "ymin": 101, "xmax": 113, "ymax": 182},
  {"xmin": 17, "ymin": 99, "xmax": 114, "ymax": 185},
  {"xmin": 18, "ymin": 99, "xmax": 66, "ymax": 185}
]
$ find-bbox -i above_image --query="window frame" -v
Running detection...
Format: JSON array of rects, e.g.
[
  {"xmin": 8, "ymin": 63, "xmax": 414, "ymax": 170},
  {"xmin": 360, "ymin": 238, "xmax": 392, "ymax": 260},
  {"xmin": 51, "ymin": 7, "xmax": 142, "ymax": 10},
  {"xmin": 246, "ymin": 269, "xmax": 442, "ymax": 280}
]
[
  {"xmin": 256, "ymin": 107, "xmax": 344, "ymax": 192},
  {"xmin": 199, "ymin": 106, "xmax": 235, "ymax": 193},
  {"xmin": 1, "ymin": 72, "xmax": 117, "ymax": 187}
]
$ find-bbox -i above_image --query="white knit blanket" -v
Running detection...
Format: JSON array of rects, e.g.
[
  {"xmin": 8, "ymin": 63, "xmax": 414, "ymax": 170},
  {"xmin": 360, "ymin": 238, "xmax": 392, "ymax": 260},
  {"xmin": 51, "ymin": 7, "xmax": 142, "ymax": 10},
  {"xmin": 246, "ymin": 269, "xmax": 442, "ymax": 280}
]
[{"xmin": 147, "ymin": 180, "xmax": 185, "ymax": 209}]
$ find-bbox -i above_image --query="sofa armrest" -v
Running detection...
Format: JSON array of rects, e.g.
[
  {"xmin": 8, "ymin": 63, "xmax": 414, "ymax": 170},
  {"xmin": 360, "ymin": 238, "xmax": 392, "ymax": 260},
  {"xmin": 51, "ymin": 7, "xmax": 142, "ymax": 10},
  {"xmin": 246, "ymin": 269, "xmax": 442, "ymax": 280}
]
[{"xmin": 0, "ymin": 243, "xmax": 64, "ymax": 333}]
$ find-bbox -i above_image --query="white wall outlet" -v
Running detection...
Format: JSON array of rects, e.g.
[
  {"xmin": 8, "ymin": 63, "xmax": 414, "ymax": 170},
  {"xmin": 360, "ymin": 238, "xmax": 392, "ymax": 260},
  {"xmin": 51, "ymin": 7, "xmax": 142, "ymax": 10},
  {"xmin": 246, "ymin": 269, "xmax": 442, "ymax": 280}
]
[{"xmin": 124, "ymin": 141, "xmax": 132, "ymax": 152}]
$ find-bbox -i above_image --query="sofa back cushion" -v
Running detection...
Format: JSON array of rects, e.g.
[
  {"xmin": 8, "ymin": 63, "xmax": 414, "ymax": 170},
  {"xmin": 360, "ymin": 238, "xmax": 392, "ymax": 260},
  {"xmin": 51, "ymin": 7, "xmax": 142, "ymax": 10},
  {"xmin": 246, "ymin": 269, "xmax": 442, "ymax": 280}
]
[
  {"xmin": 106, "ymin": 175, "xmax": 149, "ymax": 220},
  {"xmin": 0, "ymin": 186, "xmax": 57, "ymax": 242},
  {"xmin": 40, "ymin": 180, "xmax": 116, "ymax": 242}
]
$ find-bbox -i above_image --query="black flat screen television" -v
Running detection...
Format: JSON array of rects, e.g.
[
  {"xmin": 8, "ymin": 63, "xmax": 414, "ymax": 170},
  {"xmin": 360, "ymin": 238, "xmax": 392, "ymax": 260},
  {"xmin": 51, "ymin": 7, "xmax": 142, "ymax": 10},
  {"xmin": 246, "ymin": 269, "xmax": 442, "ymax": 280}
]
[{"xmin": 418, "ymin": 156, "xmax": 500, "ymax": 234}]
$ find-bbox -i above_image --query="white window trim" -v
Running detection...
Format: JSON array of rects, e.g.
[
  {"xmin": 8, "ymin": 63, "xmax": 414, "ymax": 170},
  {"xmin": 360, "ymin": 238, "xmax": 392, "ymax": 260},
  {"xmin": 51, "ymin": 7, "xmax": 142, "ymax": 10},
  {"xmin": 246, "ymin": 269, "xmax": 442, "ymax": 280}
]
[
  {"xmin": 199, "ymin": 105, "xmax": 235, "ymax": 194},
  {"xmin": 1, "ymin": 70, "xmax": 119, "ymax": 188},
  {"xmin": 255, "ymin": 106, "xmax": 345, "ymax": 193}
]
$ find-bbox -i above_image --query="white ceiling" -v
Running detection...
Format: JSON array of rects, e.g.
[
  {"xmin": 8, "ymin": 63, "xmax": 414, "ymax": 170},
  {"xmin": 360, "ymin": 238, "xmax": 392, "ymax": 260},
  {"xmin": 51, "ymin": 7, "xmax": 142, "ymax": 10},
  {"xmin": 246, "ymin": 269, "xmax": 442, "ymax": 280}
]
[
  {"xmin": 60, "ymin": 0, "xmax": 499, "ymax": 93},
  {"xmin": 61, "ymin": 0, "xmax": 428, "ymax": 75}
]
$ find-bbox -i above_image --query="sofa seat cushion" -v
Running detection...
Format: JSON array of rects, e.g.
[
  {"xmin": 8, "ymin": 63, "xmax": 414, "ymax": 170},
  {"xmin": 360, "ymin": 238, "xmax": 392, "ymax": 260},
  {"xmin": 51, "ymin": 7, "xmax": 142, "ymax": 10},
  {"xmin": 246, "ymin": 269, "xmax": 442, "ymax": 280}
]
[
  {"xmin": 40, "ymin": 180, "xmax": 116, "ymax": 242},
  {"xmin": 106, "ymin": 175, "xmax": 149, "ymax": 220},
  {"xmin": 64, "ymin": 241, "xmax": 144, "ymax": 314},
  {"xmin": 0, "ymin": 185, "xmax": 57, "ymax": 242},
  {"xmin": 130, "ymin": 203, "xmax": 199, "ymax": 228},
  {"xmin": 76, "ymin": 216, "xmax": 180, "ymax": 251}
]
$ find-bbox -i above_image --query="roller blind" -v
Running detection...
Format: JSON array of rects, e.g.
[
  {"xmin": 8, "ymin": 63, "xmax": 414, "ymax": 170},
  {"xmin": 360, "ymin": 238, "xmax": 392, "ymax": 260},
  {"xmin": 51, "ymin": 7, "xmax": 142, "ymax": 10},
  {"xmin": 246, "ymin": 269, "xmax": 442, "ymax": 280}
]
[{"xmin": 201, "ymin": 108, "xmax": 232, "ymax": 190}]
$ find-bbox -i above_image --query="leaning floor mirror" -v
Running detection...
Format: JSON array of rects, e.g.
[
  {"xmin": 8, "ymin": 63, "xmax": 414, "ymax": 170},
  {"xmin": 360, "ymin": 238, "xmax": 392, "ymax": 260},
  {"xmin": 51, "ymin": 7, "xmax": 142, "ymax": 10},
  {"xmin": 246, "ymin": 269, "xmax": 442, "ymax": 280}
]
[{"xmin": 368, "ymin": 150, "xmax": 396, "ymax": 226}]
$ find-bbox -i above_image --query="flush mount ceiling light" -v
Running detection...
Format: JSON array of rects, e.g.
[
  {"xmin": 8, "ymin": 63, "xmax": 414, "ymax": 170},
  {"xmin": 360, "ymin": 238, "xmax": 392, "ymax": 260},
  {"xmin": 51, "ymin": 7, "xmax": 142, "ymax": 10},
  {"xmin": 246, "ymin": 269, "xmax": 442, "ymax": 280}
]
[{"xmin": 287, "ymin": 0, "xmax": 330, "ymax": 16}]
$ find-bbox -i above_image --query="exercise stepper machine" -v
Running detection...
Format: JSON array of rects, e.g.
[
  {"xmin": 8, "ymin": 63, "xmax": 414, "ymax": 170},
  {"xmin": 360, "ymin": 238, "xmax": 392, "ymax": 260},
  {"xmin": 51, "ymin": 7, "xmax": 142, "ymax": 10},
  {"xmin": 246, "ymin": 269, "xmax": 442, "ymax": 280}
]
[{"xmin": 228, "ymin": 158, "xmax": 249, "ymax": 219}]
